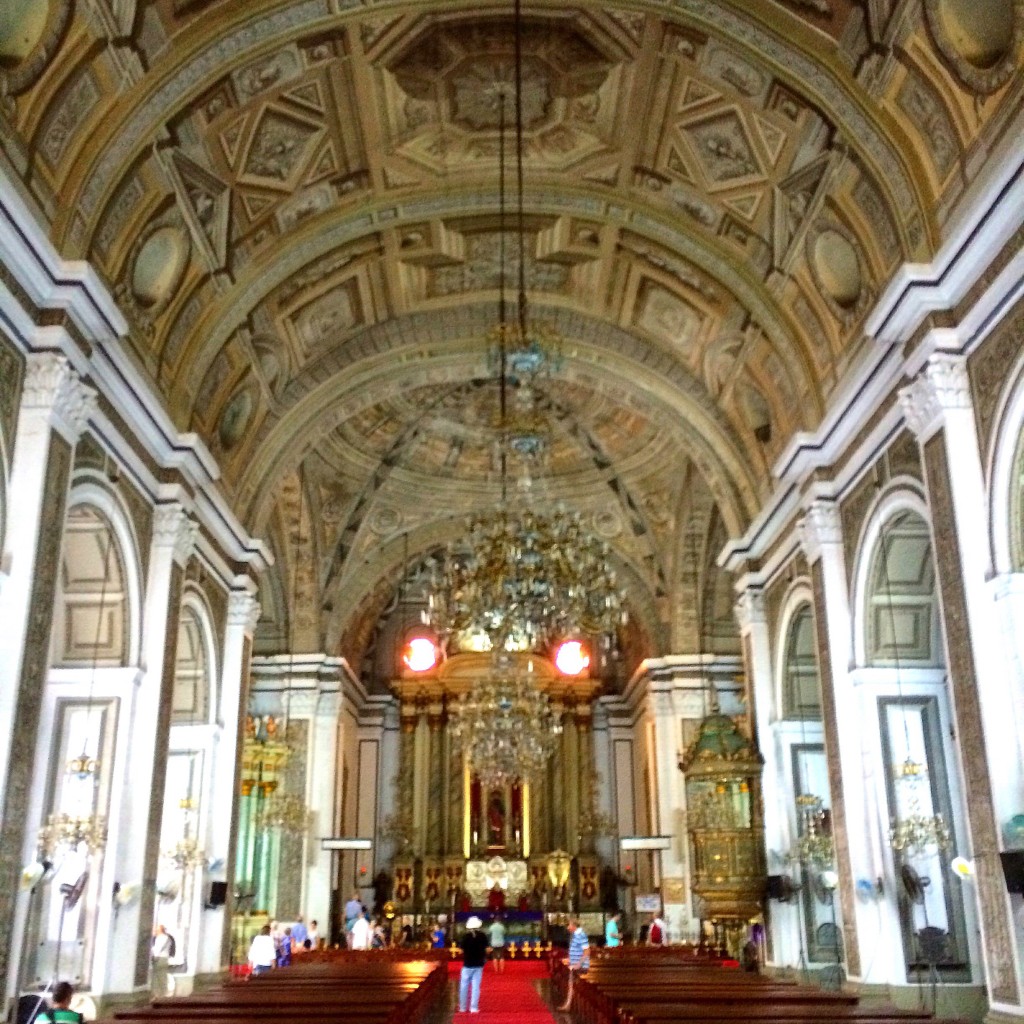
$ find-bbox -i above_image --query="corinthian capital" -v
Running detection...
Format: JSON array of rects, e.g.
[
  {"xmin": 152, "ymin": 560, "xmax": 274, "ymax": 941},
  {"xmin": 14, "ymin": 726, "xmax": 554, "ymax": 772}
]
[
  {"xmin": 22, "ymin": 353, "xmax": 97, "ymax": 441},
  {"xmin": 734, "ymin": 588, "xmax": 766, "ymax": 631},
  {"xmin": 797, "ymin": 499, "xmax": 842, "ymax": 564},
  {"xmin": 152, "ymin": 502, "xmax": 197, "ymax": 566},
  {"xmin": 899, "ymin": 354, "xmax": 970, "ymax": 440},
  {"xmin": 227, "ymin": 590, "xmax": 261, "ymax": 633}
]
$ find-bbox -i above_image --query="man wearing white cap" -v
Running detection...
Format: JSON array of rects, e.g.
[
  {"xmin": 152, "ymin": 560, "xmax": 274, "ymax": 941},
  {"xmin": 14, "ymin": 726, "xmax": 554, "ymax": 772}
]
[{"xmin": 458, "ymin": 916, "xmax": 489, "ymax": 1014}]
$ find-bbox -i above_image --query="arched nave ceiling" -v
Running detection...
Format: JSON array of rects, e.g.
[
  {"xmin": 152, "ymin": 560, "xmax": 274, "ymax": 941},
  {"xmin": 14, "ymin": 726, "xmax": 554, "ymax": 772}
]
[{"xmin": 3, "ymin": 0, "xmax": 1021, "ymax": 662}]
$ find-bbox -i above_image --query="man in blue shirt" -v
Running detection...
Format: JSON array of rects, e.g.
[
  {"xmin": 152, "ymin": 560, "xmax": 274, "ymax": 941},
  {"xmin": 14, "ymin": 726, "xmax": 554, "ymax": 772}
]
[
  {"xmin": 291, "ymin": 916, "xmax": 308, "ymax": 949},
  {"xmin": 343, "ymin": 891, "xmax": 363, "ymax": 948},
  {"xmin": 559, "ymin": 917, "xmax": 590, "ymax": 1011}
]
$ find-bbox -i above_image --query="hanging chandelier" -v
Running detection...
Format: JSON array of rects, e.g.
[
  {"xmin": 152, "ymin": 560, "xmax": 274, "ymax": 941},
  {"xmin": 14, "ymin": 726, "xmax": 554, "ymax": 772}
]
[
  {"xmin": 428, "ymin": 508, "xmax": 624, "ymax": 651},
  {"xmin": 259, "ymin": 793, "xmax": 312, "ymax": 836},
  {"xmin": 888, "ymin": 757, "xmax": 951, "ymax": 855},
  {"xmin": 425, "ymin": 0, "xmax": 624, "ymax": 655},
  {"xmin": 38, "ymin": 813, "xmax": 107, "ymax": 859},
  {"xmin": 448, "ymin": 654, "xmax": 559, "ymax": 786},
  {"xmin": 786, "ymin": 793, "xmax": 834, "ymax": 869}
]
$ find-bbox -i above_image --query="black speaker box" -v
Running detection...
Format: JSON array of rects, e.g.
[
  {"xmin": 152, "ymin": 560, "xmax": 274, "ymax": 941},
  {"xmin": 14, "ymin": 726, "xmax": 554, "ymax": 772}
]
[
  {"xmin": 766, "ymin": 874, "xmax": 787, "ymax": 900},
  {"xmin": 1000, "ymin": 851, "xmax": 1024, "ymax": 894},
  {"xmin": 207, "ymin": 880, "xmax": 228, "ymax": 907}
]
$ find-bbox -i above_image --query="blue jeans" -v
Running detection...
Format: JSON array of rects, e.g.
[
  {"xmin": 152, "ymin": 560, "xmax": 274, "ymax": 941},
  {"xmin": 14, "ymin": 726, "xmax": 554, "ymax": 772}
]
[{"xmin": 459, "ymin": 966, "xmax": 483, "ymax": 1012}]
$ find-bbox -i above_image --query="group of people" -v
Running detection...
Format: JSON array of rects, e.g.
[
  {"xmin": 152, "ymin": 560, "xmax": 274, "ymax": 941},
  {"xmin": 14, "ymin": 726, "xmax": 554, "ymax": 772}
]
[
  {"xmin": 343, "ymin": 891, "xmax": 387, "ymax": 949},
  {"xmin": 246, "ymin": 916, "xmax": 321, "ymax": 974}
]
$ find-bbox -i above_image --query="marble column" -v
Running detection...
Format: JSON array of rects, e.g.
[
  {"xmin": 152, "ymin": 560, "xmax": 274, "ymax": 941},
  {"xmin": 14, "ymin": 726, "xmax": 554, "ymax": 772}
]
[
  {"xmin": 107, "ymin": 502, "xmax": 196, "ymax": 993},
  {"xmin": 576, "ymin": 707, "xmax": 595, "ymax": 856},
  {"xmin": 196, "ymin": 587, "xmax": 259, "ymax": 974},
  {"xmin": 563, "ymin": 708, "xmax": 580, "ymax": 856},
  {"xmin": 398, "ymin": 706, "xmax": 417, "ymax": 851},
  {"xmin": 550, "ymin": 702, "xmax": 566, "ymax": 851},
  {"xmin": 0, "ymin": 354, "xmax": 94, "ymax": 997},
  {"xmin": 531, "ymin": 748, "xmax": 549, "ymax": 856},
  {"xmin": 798, "ymin": 500, "xmax": 865, "ymax": 979},
  {"xmin": 426, "ymin": 706, "xmax": 444, "ymax": 857},
  {"xmin": 445, "ymin": 722, "xmax": 464, "ymax": 857},
  {"xmin": 901, "ymin": 354, "xmax": 1021, "ymax": 1008}
]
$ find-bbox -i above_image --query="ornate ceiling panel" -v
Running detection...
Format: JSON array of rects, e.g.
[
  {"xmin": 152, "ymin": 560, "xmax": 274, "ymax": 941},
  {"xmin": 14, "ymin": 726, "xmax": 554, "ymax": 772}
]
[{"xmin": 1, "ymin": 0, "xmax": 1020, "ymax": 665}]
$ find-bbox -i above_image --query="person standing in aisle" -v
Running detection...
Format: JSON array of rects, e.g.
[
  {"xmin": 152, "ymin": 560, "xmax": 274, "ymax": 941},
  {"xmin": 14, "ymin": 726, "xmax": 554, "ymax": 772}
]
[
  {"xmin": 488, "ymin": 915, "xmax": 506, "ymax": 973},
  {"xmin": 604, "ymin": 911, "xmax": 621, "ymax": 948},
  {"xmin": 247, "ymin": 925, "xmax": 277, "ymax": 976},
  {"xmin": 458, "ymin": 916, "xmax": 489, "ymax": 1014},
  {"xmin": 558, "ymin": 917, "xmax": 590, "ymax": 1012}
]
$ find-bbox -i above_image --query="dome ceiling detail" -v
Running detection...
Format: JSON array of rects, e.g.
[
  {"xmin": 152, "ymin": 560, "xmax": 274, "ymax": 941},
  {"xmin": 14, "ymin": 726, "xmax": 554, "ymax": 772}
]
[{"xmin": 0, "ymin": 0, "xmax": 1017, "ymax": 670}]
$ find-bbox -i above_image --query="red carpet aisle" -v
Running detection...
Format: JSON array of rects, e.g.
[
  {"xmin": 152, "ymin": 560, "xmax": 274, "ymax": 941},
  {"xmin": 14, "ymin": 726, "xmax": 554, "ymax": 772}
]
[{"xmin": 451, "ymin": 962, "xmax": 557, "ymax": 1023}]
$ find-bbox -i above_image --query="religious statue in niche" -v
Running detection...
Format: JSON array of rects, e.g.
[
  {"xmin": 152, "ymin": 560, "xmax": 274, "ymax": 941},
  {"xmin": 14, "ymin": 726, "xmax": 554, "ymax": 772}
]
[{"xmin": 487, "ymin": 790, "xmax": 505, "ymax": 848}]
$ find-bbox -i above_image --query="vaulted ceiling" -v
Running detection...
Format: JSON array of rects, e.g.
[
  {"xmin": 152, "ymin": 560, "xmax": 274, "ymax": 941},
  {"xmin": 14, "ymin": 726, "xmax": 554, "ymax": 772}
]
[{"xmin": 2, "ymin": 0, "xmax": 1020, "ymax": 679}]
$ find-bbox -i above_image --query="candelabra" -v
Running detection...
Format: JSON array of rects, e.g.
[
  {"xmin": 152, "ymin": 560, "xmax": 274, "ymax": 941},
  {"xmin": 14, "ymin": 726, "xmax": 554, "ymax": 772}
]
[
  {"xmin": 889, "ymin": 758, "xmax": 951, "ymax": 855},
  {"xmin": 37, "ymin": 813, "xmax": 107, "ymax": 858},
  {"xmin": 786, "ymin": 794, "xmax": 834, "ymax": 869}
]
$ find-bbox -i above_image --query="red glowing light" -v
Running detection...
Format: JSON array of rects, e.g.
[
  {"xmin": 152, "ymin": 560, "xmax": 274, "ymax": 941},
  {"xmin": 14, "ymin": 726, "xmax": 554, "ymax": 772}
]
[
  {"xmin": 402, "ymin": 636, "xmax": 437, "ymax": 672},
  {"xmin": 555, "ymin": 640, "xmax": 590, "ymax": 676}
]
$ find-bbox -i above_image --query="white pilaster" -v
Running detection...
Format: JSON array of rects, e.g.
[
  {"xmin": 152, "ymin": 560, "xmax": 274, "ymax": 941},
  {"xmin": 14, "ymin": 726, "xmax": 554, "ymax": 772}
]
[
  {"xmin": 648, "ymin": 683, "xmax": 685, "ymax": 935},
  {"xmin": 305, "ymin": 691, "xmax": 341, "ymax": 930},
  {"xmin": 0, "ymin": 354, "xmax": 95, "ymax": 811},
  {"xmin": 798, "ymin": 499, "xmax": 895, "ymax": 982},
  {"xmin": 195, "ymin": 586, "xmax": 259, "ymax": 976},
  {"xmin": 735, "ymin": 588, "xmax": 796, "ymax": 964},
  {"xmin": 901, "ymin": 355, "xmax": 1022, "ymax": 1007},
  {"xmin": 102, "ymin": 501, "xmax": 196, "ymax": 995}
]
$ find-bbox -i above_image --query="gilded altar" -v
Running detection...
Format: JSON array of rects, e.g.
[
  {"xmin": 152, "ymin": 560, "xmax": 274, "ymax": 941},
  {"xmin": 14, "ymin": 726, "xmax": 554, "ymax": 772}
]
[{"xmin": 385, "ymin": 651, "xmax": 604, "ymax": 910}]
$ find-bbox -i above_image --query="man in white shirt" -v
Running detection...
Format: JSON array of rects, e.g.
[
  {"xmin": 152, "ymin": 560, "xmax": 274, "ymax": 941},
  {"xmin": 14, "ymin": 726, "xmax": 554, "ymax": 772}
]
[
  {"xmin": 306, "ymin": 920, "xmax": 320, "ymax": 950},
  {"xmin": 350, "ymin": 909, "xmax": 371, "ymax": 950},
  {"xmin": 248, "ymin": 925, "xmax": 277, "ymax": 976},
  {"xmin": 151, "ymin": 925, "xmax": 172, "ymax": 996}
]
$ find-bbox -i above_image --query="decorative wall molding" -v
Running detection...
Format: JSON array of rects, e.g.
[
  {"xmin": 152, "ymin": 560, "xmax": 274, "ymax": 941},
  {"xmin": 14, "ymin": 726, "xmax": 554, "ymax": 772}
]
[
  {"xmin": 21, "ymin": 353, "xmax": 97, "ymax": 442},
  {"xmin": 152, "ymin": 502, "xmax": 198, "ymax": 567},
  {"xmin": 227, "ymin": 589, "xmax": 261, "ymax": 633},
  {"xmin": 796, "ymin": 499, "xmax": 842, "ymax": 564},
  {"xmin": 734, "ymin": 588, "xmax": 767, "ymax": 631},
  {"xmin": 899, "ymin": 354, "xmax": 971, "ymax": 441}
]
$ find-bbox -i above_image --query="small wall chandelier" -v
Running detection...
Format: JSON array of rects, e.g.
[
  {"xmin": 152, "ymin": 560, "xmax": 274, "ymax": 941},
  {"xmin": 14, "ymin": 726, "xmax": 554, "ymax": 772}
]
[
  {"xmin": 889, "ymin": 757, "xmax": 951, "ymax": 855},
  {"xmin": 448, "ymin": 654, "xmax": 559, "ymax": 786},
  {"xmin": 38, "ymin": 813, "xmax": 107, "ymax": 858},
  {"xmin": 787, "ymin": 793, "xmax": 834, "ymax": 869},
  {"xmin": 259, "ymin": 793, "xmax": 312, "ymax": 836}
]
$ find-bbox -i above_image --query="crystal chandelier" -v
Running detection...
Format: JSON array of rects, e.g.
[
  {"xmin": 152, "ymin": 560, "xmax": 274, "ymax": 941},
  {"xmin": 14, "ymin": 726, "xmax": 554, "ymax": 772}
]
[
  {"xmin": 889, "ymin": 758, "xmax": 951, "ymax": 855},
  {"xmin": 164, "ymin": 836, "xmax": 206, "ymax": 871},
  {"xmin": 448, "ymin": 654, "xmax": 559, "ymax": 786},
  {"xmin": 38, "ymin": 813, "xmax": 107, "ymax": 858},
  {"xmin": 259, "ymin": 793, "xmax": 311, "ymax": 836},
  {"xmin": 787, "ymin": 793, "xmax": 834, "ymax": 869},
  {"xmin": 425, "ymin": 0, "xmax": 624, "ymax": 655},
  {"xmin": 428, "ymin": 508, "xmax": 624, "ymax": 651}
]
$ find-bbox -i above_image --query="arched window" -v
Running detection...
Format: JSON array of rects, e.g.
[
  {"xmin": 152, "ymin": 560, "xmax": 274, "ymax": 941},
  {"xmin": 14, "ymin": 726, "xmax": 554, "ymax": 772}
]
[
  {"xmin": 173, "ymin": 603, "xmax": 211, "ymax": 723},
  {"xmin": 782, "ymin": 603, "xmax": 821, "ymax": 719},
  {"xmin": 52, "ymin": 505, "xmax": 129, "ymax": 666},
  {"xmin": 865, "ymin": 510, "xmax": 938, "ymax": 666}
]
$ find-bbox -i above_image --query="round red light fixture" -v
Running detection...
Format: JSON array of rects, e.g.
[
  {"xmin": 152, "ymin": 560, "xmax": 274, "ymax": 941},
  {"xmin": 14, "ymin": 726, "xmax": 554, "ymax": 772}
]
[
  {"xmin": 555, "ymin": 640, "xmax": 590, "ymax": 676},
  {"xmin": 402, "ymin": 636, "xmax": 438, "ymax": 673}
]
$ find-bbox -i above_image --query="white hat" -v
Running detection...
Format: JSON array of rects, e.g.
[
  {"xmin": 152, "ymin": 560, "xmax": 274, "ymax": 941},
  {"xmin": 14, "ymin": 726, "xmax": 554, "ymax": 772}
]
[{"xmin": 466, "ymin": 916, "xmax": 482, "ymax": 929}]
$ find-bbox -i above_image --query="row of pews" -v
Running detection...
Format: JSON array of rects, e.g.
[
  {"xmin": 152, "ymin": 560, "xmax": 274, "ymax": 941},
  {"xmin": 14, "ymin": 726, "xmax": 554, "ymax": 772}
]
[
  {"xmin": 553, "ymin": 948, "xmax": 968, "ymax": 1024},
  {"xmin": 101, "ymin": 954, "xmax": 446, "ymax": 1024}
]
